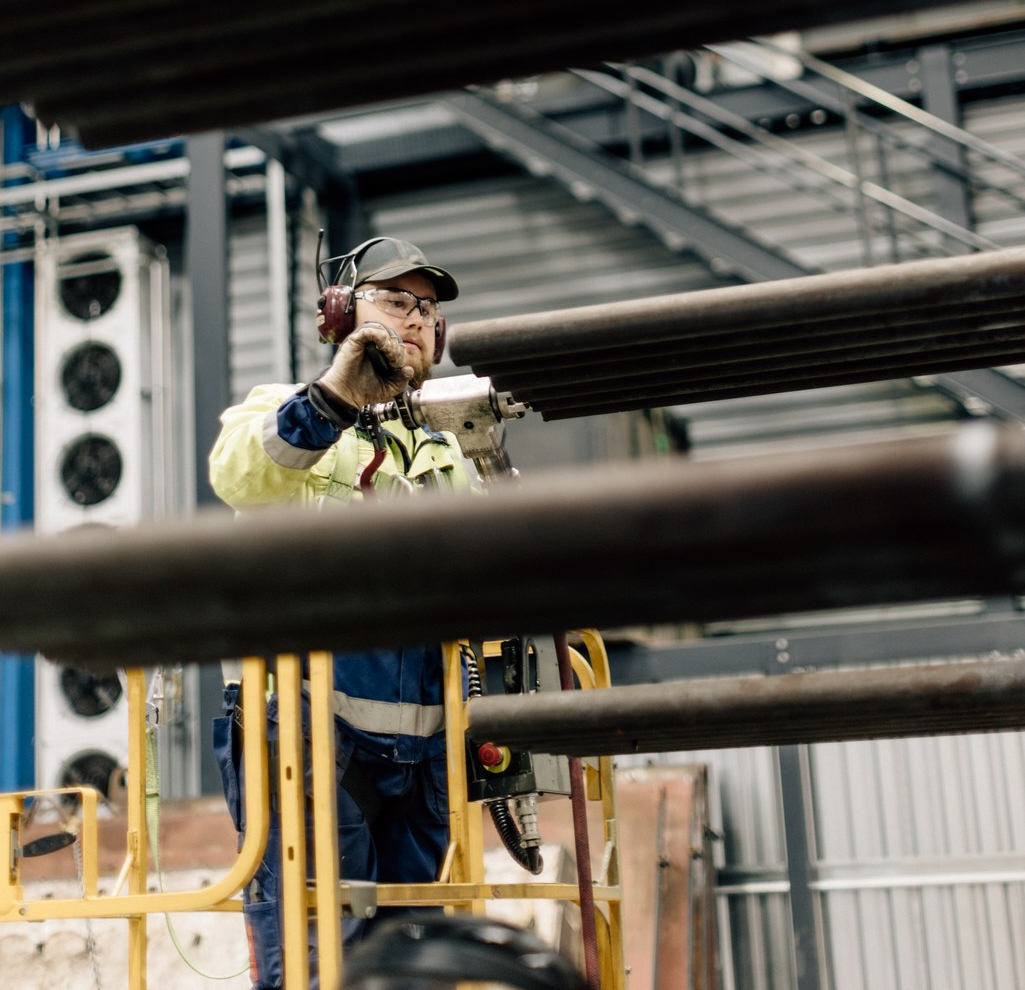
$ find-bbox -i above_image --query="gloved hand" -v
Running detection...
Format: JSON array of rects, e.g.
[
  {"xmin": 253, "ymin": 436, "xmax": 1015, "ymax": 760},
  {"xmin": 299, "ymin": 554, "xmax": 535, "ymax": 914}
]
[{"xmin": 316, "ymin": 321, "xmax": 413, "ymax": 408}]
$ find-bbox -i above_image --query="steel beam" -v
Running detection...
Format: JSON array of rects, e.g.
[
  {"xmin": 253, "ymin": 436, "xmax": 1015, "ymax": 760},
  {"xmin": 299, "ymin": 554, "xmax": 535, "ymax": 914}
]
[
  {"xmin": 188, "ymin": 132, "xmax": 231, "ymax": 507},
  {"xmin": 466, "ymin": 656, "xmax": 1025, "ymax": 755},
  {"xmin": 606, "ymin": 608, "xmax": 1025, "ymax": 683},
  {"xmin": 0, "ymin": 421, "xmax": 1025, "ymax": 667},
  {"xmin": 3, "ymin": 0, "xmax": 985, "ymax": 149},
  {"xmin": 930, "ymin": 368, "xmax": 1025, "ymax": 422},
  {"xmin": 448, "ymin": 248, "xmax": 1025, "ymax": 419}
]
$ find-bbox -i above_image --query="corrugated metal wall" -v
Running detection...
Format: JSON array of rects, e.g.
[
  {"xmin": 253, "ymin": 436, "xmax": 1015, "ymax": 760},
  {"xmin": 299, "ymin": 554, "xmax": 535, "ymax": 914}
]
[
  {"xmin": 228, "ymin": 216, "xmax": 279, "ymax": 403},
  {"xmin": 367, "ymin": 173, "xmax": 734, "ymax": 327},
  {"xmin": 229, "ymin": 189, "xmax": 324, "ymax": 404},
  {"xmin": 632, "ymin": 715, "xmax": 1025, "ymax": 989},
  {"xmin": 813, "ymin": 729, "xmax": 1025, "ymax": 989}
]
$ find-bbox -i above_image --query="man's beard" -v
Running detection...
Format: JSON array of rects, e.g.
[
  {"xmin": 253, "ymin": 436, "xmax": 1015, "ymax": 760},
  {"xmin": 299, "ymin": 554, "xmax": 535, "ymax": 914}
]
[{"xmin": 410, "ymin": 356, "xmax": 433, "ymax": 390}]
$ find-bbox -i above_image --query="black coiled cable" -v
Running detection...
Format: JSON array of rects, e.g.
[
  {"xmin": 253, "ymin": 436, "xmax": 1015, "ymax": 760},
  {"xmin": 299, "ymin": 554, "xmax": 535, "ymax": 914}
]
[{"xmin": 463, "ymin": 648, "xmax": 544, "ymax": 876}]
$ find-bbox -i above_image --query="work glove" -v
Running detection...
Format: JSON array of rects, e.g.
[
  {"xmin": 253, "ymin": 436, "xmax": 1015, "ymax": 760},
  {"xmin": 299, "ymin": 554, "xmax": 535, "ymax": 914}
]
[{"xmin": 316, "ymin": 321, "xmax": 413, "ymax": 409}]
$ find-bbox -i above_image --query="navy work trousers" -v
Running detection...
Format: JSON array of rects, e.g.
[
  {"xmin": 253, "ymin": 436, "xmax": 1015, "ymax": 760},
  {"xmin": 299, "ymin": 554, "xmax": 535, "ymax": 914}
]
[{"xmin": 213, "ymin": 686, "xmax": 449, "ymax": 989}]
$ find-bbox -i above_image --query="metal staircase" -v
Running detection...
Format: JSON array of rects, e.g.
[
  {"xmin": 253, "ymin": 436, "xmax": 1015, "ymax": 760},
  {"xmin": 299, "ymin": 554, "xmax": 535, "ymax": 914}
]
[
  {"xmin": 440, "ymin": 88, "xmax": 813, "ymax": 283},
  {"xmin": 443, "ymin": 36, "xmax": 1025, "ymax": 277}
]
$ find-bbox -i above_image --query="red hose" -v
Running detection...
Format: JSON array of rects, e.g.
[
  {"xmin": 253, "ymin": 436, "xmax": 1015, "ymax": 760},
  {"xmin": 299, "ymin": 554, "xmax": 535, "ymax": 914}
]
[
  {"xmin": 359, "ymin": 448, "xmax": 387, "ymax": 497},
  {"xmin": 554, "ymin": 631, "xmax": 601, "ymax": 990}
]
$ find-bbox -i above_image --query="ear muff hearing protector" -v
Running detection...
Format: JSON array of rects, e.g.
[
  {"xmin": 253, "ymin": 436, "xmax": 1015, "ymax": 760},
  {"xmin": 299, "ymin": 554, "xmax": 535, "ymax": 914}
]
[{"xmin": 315, "ymin": 233, "xmax": 447, "ymax": 363}]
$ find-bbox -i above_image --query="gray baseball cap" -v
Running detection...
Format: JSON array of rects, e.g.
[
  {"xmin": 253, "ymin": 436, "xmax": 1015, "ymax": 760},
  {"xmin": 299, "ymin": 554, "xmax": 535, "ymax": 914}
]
[{"xmin": 353, "ymin": 237, "xmax": 459, "ymax": 301}]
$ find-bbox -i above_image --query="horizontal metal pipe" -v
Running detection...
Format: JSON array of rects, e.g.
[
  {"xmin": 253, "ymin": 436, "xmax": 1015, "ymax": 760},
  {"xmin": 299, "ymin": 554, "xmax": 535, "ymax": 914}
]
[
  {"xmin": 483, "ymin": 304, "xmax": 1025, "ymax": 392},
  {"xmin": 533, "ymin": 347, "xmax": 1025, "ymax": 419},
  {"xmin": 448, "ymin": 248, "xmax": 1025, "ymax": 367},
  {"xmin": 1, "ymin": 421, "xmax": 1025, "ymax": 668},
  {"xmin": 466, "ymin": 657, "xmax": 1025, "ymax": 754},
  {"xmin": 501, "ymin": 324, "xmax": 1025, "ymax": 402}
]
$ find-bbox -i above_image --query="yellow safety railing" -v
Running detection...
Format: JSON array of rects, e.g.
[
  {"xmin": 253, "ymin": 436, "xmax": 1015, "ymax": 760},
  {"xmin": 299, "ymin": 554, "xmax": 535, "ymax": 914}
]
[
  {"xmin": 1, "ymin": 634, "xmax": 624, "ymax": 990},
  {"xmin": 0, "ymin": 657, "xmax": 268, "ymax": 988}
]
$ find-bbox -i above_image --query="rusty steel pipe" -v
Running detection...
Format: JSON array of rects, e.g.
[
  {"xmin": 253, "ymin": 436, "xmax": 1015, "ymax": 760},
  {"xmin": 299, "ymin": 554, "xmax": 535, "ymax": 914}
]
[
  {"xmin": 448, "ymin": 249, "xmax": 1025, "ymax": 419},
  {"xmin": 466, "ymin": 657, "xmax": 1025, "ymax": 755},
  {"xmin": 533, "ymin": 350, "xmax": 1025, "ymax": 418},
  {"xmin": 532, "ymin": 347, "xmax": 1025, "ymax": 417},
  {"xmin": 1, "ymin": 422, "xmax": 1025, "ymax": 668},
  {"xmin": 504, "ymin": 325, "xmax": 1025, "ymax": 402},
  {"xmin": 485, "ymin": 305, "xmax": 1025, "ymax": 393},
  {"xmin": 449, "ymin": 249, "xmax": 1025, "ymax": 364}
]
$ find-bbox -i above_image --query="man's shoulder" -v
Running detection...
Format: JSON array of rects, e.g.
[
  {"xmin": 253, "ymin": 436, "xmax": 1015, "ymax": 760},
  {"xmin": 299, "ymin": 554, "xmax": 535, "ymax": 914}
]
[{"xmin": 241, "ymin": 382, "xmax": 306, "ymax": 406}]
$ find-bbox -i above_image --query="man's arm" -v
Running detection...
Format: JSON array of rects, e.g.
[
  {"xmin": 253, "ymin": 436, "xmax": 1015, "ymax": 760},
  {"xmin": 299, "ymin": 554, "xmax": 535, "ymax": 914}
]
[{"xmin": 209, "ymin": 382, "xmax": 346, "ymax": 509}]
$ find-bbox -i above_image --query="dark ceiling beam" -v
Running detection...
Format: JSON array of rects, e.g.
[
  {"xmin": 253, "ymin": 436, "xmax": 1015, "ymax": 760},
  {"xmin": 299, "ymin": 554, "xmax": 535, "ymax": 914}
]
[
  {"xmin": 1, "ymin": 0, "xmax": 986, "ymax": 149},
  {"xmin": 0, "ymin": 420, "xmax": 1024, "ymax": 668},
  {"xmin": 244, "ymin": 31, "xmax": 1025, "ymax": 182}
]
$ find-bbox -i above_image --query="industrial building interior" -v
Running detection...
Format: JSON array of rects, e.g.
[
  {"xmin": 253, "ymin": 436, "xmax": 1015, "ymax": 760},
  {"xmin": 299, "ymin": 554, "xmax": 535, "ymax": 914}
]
[{"xmin": 4, "ymin": 1, "xmax": 1025, "ymax": 988}]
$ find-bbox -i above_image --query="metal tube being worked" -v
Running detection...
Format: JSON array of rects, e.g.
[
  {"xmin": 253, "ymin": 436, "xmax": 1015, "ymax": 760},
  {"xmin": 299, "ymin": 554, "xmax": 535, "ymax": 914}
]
[
  {"xmin": 513, "ymin": 327, "xmax": 1025, "ymax": 401},
  {"xmin": 534, "ymin": 345, "xmax": 1025, "ymax": 418},
  {"xmin": 447, "ymin": 248, "xmax": 1025, "ymax": 419},
  {"xmin": 2, "ymin": 420, "xmax": 1025, "ymax": 668},
  {"xmin": 466, "ymin": 657, "xmax": 1025, "ymax": 755},
  {"xmin": 489, "ymin": 308, "xmax": 1025, "ymax": 395}
]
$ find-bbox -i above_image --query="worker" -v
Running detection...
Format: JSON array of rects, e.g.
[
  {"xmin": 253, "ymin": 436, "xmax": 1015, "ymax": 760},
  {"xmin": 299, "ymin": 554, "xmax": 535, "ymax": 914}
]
[{"xmin": 208, "ymin": 236, "xmax": 471, "ymax": 989}]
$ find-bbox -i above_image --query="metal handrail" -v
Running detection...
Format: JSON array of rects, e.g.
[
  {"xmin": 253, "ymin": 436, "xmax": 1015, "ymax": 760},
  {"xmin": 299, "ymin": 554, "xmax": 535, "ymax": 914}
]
[
  {"xmin": 577, "ymin": 62, "xmax": 998, "ymax": 255},
  {"xmin": 746, "ymin": 35, "xmax": 1025, "ymax": 179},
  {"xmin": 0, "ymin": 658, "xmax": 270, "ymax": 923},
  {"xmin": 571, "ymin": 68, "xmax": 859, "ymax": 222},
  {"xmin": 708, "ymin": 37, "xmax": 1025, "ymax": 224}
]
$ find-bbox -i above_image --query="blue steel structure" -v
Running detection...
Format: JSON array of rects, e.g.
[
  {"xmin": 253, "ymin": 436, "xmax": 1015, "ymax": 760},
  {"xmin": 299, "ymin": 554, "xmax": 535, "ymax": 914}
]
[{"xmin": 0, "ymin": 106, "xmax": 35, "ymax": 790}]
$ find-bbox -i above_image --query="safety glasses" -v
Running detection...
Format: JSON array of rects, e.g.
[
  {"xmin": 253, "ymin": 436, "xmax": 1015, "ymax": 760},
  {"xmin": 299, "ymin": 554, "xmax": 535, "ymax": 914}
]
[{"xmin": 354, "ymin": 288, "xmax": 440, "ymax": 326}]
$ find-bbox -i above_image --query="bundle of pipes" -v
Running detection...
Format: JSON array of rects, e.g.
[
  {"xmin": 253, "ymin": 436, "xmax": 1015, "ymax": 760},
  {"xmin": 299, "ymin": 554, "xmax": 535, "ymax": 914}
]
[
  {"xmin": 1, "ymin": 421, "xmax": 1024, "ymax": 669},
  {"xmin": 448, "ymin": 248, "xmax": 1025, "ymax": 420}
]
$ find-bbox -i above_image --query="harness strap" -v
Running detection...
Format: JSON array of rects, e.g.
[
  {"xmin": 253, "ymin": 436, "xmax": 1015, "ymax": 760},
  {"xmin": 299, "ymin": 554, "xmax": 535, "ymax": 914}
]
[{"xmin": 324, "ymin": 430, "xmax": 362, "ymax": 502}]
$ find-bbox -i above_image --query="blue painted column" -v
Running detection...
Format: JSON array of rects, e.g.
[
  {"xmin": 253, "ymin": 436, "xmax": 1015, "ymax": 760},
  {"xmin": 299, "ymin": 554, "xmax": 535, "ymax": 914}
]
[{"xmin": 0, "ymin": 106, "xmax": 37, "ymax": 790}]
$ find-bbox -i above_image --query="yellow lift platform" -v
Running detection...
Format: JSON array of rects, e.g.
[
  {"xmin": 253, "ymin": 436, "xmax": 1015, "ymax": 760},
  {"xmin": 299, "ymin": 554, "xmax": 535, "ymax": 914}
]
[{"xmin": 0, "ymin": 630, "xmax": 625, "ymax": 990}]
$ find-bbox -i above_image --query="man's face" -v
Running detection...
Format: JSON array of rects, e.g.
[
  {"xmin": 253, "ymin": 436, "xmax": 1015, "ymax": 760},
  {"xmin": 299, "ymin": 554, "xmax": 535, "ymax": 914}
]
[{"xmin": 355, "ymin": 271, "xmax": 438, "ymax": 387}]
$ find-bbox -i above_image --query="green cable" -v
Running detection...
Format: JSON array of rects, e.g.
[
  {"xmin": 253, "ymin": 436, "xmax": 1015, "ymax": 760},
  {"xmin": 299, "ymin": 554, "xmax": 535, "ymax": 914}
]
[{"xmin": 145, "ymin": 726, "xmax": 249, "ymax": 981}]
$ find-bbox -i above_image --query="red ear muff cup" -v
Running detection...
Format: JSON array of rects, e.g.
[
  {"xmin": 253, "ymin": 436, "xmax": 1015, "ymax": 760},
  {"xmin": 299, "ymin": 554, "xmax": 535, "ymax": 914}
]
[
  {"xmin": 434, "ymin": 315, "xmax": 447, "ymax": 364},
  {"xmin": 316, "ymin": 284, "xmax": 355, "ymax": 344}
]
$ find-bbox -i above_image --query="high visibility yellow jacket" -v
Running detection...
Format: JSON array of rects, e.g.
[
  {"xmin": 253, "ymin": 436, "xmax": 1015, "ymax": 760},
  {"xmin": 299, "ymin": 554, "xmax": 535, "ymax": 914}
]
[
  {"xmin": 209, "ymin": 382, "xmax": 472, "ymax": 508},
  {"xmin": 208, "ymin": 382, "xmax": 472, "ymax": 761}
]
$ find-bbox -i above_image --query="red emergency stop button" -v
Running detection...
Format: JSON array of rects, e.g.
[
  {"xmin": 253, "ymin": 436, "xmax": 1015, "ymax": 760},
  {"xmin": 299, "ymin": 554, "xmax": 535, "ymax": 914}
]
[{"xmin": 477, "ymin": 741, "xmax": 512, "ymax": 772}]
